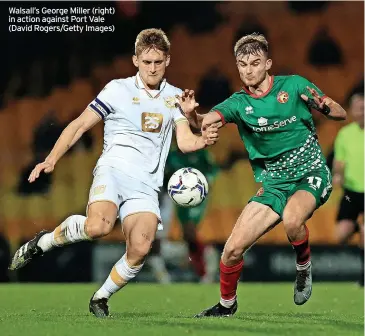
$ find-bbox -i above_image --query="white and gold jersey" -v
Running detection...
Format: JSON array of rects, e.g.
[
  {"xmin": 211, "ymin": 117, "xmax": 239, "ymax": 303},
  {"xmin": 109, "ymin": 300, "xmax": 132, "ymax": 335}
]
[{"xmin": 88, "ymin": 73, "xmax": 187, "ymax": 191}]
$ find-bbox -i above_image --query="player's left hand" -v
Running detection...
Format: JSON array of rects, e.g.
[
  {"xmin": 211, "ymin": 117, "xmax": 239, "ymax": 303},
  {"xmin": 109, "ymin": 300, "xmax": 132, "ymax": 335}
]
[
  {"xmin": 301, "ymin": 86, "xmax": 331, "ymax": 115},
  {"xmin": 176, "ymin": 89, "xmax": 199, "ymax": 116},
  {"xmin": 202, "ymin": 123, "xmax": 219, "ymax": 146}
]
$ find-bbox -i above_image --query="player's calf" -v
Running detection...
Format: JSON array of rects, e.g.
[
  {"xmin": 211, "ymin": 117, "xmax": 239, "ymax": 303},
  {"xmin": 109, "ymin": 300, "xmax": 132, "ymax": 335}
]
[
  {"xmin": 91, "ymin": 213, "xmax": 157, "ymax": 317},
  {"xmin": 90, "ymin": 253, "xmax": 146, "ymax": 318},
  {"xmin": 204, "ymin": 237, "xmax": 246, "ymax": 312},
  {"xmin": 285, "ymin": 223, "xmax": 313, "ymax": 305},
  {"xmin": 283, "ymin": 192, "xmax": 315, "ymax": 305}
]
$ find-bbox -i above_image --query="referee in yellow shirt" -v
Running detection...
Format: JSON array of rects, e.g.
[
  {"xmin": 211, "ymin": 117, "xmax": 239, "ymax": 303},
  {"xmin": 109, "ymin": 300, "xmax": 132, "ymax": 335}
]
[{"xmin": 333, "ymin": 86, "xmax": 364, "ymax": 286}]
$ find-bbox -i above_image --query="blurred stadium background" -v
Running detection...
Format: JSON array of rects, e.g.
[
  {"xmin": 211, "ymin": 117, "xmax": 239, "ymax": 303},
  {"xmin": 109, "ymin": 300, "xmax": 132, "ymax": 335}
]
[{"xmin": 0, "ymin": 1, "xmax": 363, "ymax": 284}]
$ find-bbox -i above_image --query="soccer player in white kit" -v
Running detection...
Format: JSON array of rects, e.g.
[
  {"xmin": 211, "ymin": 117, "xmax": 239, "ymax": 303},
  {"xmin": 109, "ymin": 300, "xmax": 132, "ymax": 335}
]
[{"xmin": 9, "ymin": 28, "xmax": 219, "ymax": 317}]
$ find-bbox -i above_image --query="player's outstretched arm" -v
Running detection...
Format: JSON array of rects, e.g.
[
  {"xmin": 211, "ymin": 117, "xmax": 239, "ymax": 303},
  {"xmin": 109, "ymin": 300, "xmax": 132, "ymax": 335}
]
[
  {"xmin": 175, "ymin": 121, "xmax": 219, "ymax": 153},
  {"xmin": 301, "ymin": 86, "xmax": 347, "ymax": 121},
  {"xmin": 175, "ymin": 89, "xmax": 207, "ymax": 130},
  {"xmin": 28, "ymin": 108, "xmax": 101, "ymax": 183},
  {"xmin": 201, "ymin": 111, "xmax": 224, "ymax": 130}
]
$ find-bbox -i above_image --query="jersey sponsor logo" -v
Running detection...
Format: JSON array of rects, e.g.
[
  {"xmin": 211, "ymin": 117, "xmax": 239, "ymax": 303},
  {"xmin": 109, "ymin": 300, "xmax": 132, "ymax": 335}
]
[
  {"xmin": 141, "ymin": 112, "xmax": 163, "ymax": 133},
  {"xmin": 253, "ymin": 116, "xmax": 297, "ymax": 132},
  {"xmin": 277, "ymin": 91, "xmax": 289, "ymax": 103},
  {"xmin": 164, "ymin": 96, "xmax": 176, "ymax": 109},
  {"xmin": 132, "ymin": 97, "xmax": 140, "ymax": 104},
  {"xmin": 245, "ymin": 106, "xmax": 254, "ymax": 114},
  {"xmin": 258, "ymin": 117, "xmax": 268, "ymax": 126}
]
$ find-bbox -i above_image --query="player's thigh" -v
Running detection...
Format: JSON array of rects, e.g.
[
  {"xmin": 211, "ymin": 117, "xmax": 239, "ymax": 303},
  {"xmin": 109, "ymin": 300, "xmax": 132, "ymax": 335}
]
[
  {"xmin": 120, "ymin": 182, "xmax": 161, "ymax": 245},
  {"xmin": 123, "ymin": 212, "xmax": 159, "ymax": 255},
  {"xmin": 87, "ymin": 166, "xmax": 120, "ymax": 233},
  {"xmin": 249, "ymin": 183, "xmax": 288, "ymax": 219},
  {"xmin": 115, "ymin": 173, "xmax": 162, "ymax": 254},
  {"xmin": 283, "ymin": 190, "xmax": 317, "ymax": 226},
  {"xmin": 227, "ymin": 201, "xmax": 280, "ymax": 251},
  {"xmin": 289, "ymin": 166, "xmax": 333, "ymax": 218}
]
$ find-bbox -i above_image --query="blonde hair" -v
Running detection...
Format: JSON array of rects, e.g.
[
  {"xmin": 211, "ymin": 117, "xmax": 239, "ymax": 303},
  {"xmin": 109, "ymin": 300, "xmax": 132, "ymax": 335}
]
[
  {"xmin": 234, "ymin": 33, "xmax": 269, "ymax": 58},
  {"xmin": 135, "ymin": 28, "xmax": 170, "ymax": 56}
]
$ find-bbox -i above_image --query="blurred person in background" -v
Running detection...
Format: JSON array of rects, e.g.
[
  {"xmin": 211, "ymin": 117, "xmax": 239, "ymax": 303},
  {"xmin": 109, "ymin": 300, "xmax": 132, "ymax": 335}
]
[
  {"xmin": 148, "ymin": 142, "xmax": 220, "ymax": 284},
  {"xmin": 332, "ymin": 85, "xmax": 364, "ymax": 286},
  {"xmin": 169, "ymin": 142, "xmax": 219, "ymax": 283}
]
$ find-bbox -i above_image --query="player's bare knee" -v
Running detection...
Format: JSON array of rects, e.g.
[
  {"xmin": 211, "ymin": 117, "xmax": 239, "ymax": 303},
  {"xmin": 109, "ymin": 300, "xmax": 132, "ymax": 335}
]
[
  {"xmin": 222, "ymin": 240, "xmax": 245, "ymax": 265},
  {"xmin": 128, "ymin": 233, "xmax": 154, "ymax": 259},
  {"xmin": 283, "ymin": 209, "xmax": 303, "ymax": 235},
  {"xmin": 85, "ymin": 213, "xmax": 115, "ymax": 239}
]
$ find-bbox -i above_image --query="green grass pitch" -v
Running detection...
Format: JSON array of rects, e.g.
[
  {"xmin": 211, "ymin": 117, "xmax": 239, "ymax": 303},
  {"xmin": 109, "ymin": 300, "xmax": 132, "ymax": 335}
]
[{"xmin": 0, "ymin": 283, "xmax": 363, "ymax": 336}]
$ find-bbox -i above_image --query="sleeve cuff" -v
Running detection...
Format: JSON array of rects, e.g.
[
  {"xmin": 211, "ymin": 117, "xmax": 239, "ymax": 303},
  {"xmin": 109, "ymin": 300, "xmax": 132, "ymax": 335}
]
[
  {"xmin": 174, "ymin": 118, "xmax": 189, "ymax": 125},
  {"xmin": 215, "ymin": 110, "xmax": 226, "ymax": 124}
]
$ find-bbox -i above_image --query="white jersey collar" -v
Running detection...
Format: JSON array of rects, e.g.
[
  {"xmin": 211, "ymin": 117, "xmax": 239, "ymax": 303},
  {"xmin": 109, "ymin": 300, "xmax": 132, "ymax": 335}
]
[{"xmin": 135, "ymin": 72, "xmax": 167, "ymax": 99}]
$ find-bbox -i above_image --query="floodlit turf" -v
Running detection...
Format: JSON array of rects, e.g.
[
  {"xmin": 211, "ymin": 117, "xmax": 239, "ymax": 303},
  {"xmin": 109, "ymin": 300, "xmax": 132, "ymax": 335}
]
[{"xmin": 0, "ymin": 283, "xmax": 363, "ymax": 336}]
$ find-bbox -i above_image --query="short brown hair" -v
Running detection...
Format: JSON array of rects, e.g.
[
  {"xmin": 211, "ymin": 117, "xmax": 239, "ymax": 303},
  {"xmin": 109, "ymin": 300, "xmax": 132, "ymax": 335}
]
[
  {"xmin": 135, "ymin": 28, "xmax": 170, "ymax": 56},
  {"xmin": 234, "ymin": 33, "xmax": 269, "ymax": 58}
]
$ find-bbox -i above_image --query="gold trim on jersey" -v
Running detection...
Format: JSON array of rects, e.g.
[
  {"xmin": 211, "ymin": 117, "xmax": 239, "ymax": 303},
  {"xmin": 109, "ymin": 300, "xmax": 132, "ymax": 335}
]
[{"xmin": 174, "ymin": 118, "xmax": 189, "ymax": 125}]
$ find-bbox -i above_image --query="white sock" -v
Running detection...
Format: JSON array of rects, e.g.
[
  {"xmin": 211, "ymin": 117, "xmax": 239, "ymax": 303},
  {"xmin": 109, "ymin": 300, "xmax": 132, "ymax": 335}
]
[
  {"xmin": 148, "ymin": 255, "xmax": 171, "ymax": 284},
  {"xmin": 296, "ymin": 260, "xmax": 311, "ymax": 271},
  {"xmin": 37, "ymin": 215, "xmax": 90, "ymax": 252},
  {"xmin": 220, "ymin": 296, "xmax": 236, "ymax": 308},
  {"xmin": 93, "ymin": 254, "xmax": 144, "ymax": 300}
]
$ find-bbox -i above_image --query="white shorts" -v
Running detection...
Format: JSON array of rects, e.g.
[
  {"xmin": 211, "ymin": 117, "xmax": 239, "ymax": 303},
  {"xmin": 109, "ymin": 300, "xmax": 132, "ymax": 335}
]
[{"xmin": 87, "ymin": 165, "xmax": 161, "ymax": 224}]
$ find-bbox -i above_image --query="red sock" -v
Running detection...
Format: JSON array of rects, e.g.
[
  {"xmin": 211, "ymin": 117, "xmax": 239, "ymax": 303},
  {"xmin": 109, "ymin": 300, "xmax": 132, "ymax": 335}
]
[
  {"xmin": 290, "ymin": 225, "xmax": 311, "ymax": 265},
  {"xmin": 220, "ymin": 259, "xmax": 244, "ymax": 300},
  {"xmin": 189, "ymin": 240, "xmax": 206, "ymax": 277}
]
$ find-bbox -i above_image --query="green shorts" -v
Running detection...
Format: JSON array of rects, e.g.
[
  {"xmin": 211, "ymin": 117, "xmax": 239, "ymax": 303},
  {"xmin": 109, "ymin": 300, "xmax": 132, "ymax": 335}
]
[
  {"xmin": 176, "ymin": 200, "xmax": 208, "ymax": 226},
  {"xmin": 249, "ymin": 166, "xmax": 333, "ymax": 218}
]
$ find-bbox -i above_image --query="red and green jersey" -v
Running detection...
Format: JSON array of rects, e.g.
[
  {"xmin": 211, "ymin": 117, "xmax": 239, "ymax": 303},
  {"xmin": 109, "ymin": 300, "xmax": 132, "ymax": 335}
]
[{"xmin": 211, "ymin": 75, "xmax": 327, "ymax": 182}]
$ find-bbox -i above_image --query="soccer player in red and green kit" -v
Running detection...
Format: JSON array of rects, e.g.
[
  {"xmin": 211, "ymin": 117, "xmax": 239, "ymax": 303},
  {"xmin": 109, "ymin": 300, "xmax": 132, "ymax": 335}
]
[{"xmin": 191, "ymin": 33, "xmax": 347, "ymax": 317}]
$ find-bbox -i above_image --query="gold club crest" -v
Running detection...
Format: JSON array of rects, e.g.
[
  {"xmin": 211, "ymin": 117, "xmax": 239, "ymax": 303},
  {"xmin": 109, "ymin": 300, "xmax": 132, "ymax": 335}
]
[
  {"xmin": 93, "ymin": 185, "xmax": 106, "ymax": 196},
  {"xmin": 164, "ymin": 96, "xmax": 176, "ymax": 109},
  {"xmin": 277, "ymin": 91, "xmax": 289, "ymax": 103}
]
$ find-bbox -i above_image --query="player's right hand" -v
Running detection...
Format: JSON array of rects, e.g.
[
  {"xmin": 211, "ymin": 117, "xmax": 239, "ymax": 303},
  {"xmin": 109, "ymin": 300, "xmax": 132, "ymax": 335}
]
[
  {"xmin": 202, "ymin": 123, "xmax": 219, "ymax": 146},
  {"xmin": 28, "ymin": 160, "xmax": 55, "ymax": 183}
]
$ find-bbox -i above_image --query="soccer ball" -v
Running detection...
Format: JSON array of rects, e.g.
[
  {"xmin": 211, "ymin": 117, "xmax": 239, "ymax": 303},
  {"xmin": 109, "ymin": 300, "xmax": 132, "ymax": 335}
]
[{"xmin": 167, "ymin": 167, "xmax": 208, "ymax": 207}]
